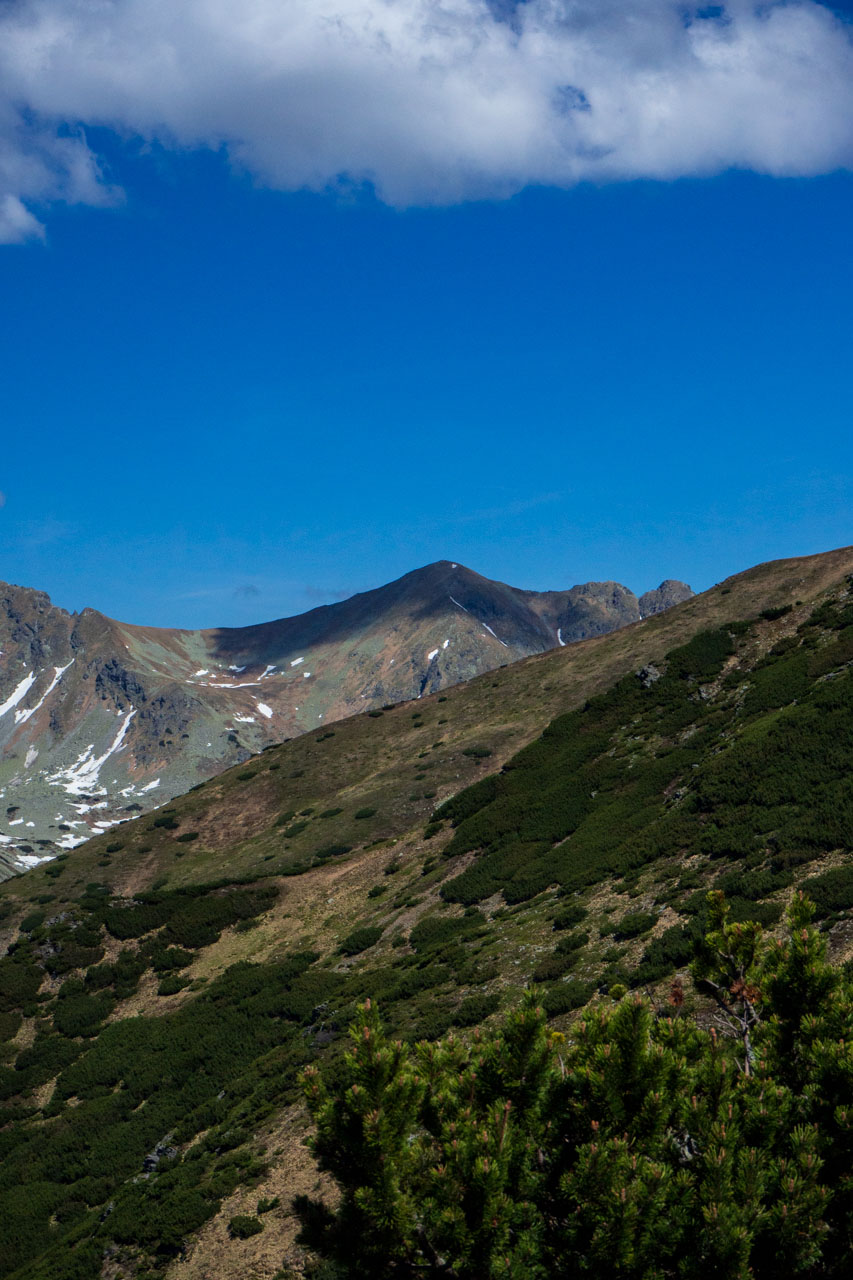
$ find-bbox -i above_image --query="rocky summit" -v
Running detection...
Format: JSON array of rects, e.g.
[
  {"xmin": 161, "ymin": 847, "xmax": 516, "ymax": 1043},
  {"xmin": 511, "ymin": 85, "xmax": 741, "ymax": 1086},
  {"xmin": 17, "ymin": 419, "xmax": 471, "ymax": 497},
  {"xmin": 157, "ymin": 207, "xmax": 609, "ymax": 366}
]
[{"xmin": 0, "ymin": 561, "xmax": 690, "ymax": 876}]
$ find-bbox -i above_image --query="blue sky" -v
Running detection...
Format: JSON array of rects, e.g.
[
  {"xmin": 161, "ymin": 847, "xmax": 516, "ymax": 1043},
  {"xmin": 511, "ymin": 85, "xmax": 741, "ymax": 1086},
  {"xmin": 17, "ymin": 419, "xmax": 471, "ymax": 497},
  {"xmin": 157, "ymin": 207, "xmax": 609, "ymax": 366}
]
[{"xmin": 0, "ymin": 2, "xmax": 852, "ymax": 629}]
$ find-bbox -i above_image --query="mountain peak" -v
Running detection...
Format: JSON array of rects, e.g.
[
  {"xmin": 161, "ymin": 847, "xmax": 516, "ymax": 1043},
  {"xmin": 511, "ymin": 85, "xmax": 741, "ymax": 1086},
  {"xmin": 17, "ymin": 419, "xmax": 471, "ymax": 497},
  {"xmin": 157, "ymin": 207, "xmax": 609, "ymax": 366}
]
[
  {"xmin": 639, "ymin": 580, "xmax": 694, "ymax": 617},
  {"xmin": 0, "ymin": 558, "xmax": 692, "ymax": 876}
]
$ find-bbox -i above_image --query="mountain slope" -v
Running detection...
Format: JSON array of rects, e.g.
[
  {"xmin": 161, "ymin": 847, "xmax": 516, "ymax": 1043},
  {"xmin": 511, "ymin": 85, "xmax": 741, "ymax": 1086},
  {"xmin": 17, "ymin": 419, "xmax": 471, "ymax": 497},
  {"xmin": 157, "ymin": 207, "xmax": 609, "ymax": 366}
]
[
  {"xmin": 1, "ymin": 546, "xmax": 851, "ymax": 1279},
  {"xmin": 0, "ymin": 562, "xmax": 690, "ymax": 876}
]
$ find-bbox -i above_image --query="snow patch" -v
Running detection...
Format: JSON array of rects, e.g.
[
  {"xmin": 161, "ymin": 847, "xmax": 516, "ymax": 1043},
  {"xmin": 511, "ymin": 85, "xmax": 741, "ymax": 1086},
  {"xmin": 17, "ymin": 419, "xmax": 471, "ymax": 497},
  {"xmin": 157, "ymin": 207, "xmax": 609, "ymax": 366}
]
[
  {"xmin": 449, "ymin": 595, "xmax": 468, "ymax": 613},
  {"xmin": 118, "ymin": 773, "xmax": 160, "ymax": 793},
  {"xmin": 235, "ymin": 714, "xmax": 256, "ymax": 723},
  {"xmin": 206, "ymin": 680, "xmax": 261, "ymax": 689},
  {"xmin": 260, "ymin": 664, "xmax": 277, "ymax": 679},
  {"xmin": 443, "ymin": 638, "xmax": 450, "ymax": 649},
  {"xmin": 193, "ymin": 669, "xmax": 209, "ymax": 677},
  {"xmin": 557, "ymin": 628, "xmax": 565, "ymax": 647},
  {"xmin": 9, "ymin": 818, "xmax": 23, "ymax": 826},
  {"xmin": 91, "ymin": 817, "xmax": 124, "ymax": 833},
  {"xmin": 15, "ymin": 661, "xmax": 74, "ymax": 724},
  {"xmin": 481, "ymin": 623, "xmax": 508, "ymax": 648},
  {"xmin": 48, "ymin": 708, "xmax": 136, "ymax": 797},
  {"xmin": 15, "ymin": 853, "xmax": 54, "ymax": 868},
  {"xmin": 228, "ymin": 664, "xmax": 246, "ymax": 673},
  {"xmin": 56, "ymin": 833, "xmax": 88, "ymax": 850},
  {"xmin": 256, "ymin": 702, "xmax": 273, "ymax": 719},
  {"xmin": 25, "ymin": 745, "xmax": 38, "ymax": 768},
  {"xmin": 303, "ymin": 671, "xmax": 311, "ymax": 678},
  {"xmin": 0, "ymin": 672, "xmax": 36, "ymax": 718},
  {"xmin": 290, "ymin": 657, "xmax": 305, "ymax": 666},
  {"xmin": 427, "ymin": 648, "xmax": 439, "ymax": 661}
]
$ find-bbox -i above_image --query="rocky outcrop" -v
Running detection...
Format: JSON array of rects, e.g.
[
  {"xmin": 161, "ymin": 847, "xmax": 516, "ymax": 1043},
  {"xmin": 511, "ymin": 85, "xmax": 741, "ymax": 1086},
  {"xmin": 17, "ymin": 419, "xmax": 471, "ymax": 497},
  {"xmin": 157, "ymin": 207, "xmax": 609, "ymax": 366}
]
[{"xmin": 639, "ymin": 580, "xmax": 694, "ymax": 617}]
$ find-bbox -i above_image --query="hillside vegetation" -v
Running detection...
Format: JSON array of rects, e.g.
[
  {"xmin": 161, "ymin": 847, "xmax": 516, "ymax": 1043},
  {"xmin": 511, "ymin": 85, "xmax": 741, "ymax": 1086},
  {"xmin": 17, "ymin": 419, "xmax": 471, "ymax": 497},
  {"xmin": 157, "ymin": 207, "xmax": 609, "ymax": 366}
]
[
  {"xmin": 298, "ymin": 892, "xmax": 853, "ymax": 1278},
  {"xmin": 0, "ymin": 547, "xmax": 852, "ymax": 1278}
]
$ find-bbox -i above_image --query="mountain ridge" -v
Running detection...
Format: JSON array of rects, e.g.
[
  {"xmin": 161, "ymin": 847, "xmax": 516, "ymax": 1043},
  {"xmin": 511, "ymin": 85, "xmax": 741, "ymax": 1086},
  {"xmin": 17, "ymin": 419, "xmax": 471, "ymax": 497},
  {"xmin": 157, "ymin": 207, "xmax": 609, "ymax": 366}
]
[{"xmin": 0, "ymin": 561, "xmax": 691, "ymax": 876}]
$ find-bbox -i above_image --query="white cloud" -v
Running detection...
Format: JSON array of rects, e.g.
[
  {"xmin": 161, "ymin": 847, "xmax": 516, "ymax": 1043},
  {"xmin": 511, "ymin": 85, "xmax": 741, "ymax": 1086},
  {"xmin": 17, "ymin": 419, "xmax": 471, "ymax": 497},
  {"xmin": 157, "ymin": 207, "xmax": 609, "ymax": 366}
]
[
  {"xmin": 0, "ymin": 1, "xmax": 851, "ymax": 231},
  {"xmin": 0, "ymin": 195, "xmax": 44, "ymax": 244}
]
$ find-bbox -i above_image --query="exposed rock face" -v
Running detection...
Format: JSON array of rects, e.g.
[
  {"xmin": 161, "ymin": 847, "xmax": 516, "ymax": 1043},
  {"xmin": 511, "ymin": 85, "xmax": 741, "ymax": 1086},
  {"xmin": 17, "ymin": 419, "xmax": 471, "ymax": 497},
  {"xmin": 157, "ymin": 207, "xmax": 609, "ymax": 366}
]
[
  {"xmin": 639, "ymin": 580, "xmax": 694, "ymax": 617},
  {"xmin": 0, "ymin": 562, "xmax": 691, "ymax": 875}
]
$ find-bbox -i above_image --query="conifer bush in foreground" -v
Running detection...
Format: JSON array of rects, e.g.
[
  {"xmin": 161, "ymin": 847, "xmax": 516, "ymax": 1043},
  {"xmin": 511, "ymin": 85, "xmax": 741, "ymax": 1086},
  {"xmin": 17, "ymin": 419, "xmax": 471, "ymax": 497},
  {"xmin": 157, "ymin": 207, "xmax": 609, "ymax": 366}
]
[{"xmin": 295, "ymin": 893, "xmax": 853, "ymax": 1279}]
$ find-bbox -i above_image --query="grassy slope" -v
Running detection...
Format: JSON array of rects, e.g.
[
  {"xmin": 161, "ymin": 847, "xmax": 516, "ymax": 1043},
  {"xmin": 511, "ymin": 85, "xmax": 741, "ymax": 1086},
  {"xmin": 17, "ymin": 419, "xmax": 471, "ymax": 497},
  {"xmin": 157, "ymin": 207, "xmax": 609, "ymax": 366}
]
[{"xmin": 1, "ymin": 545, "xmax": 853, "ymax": 1279}]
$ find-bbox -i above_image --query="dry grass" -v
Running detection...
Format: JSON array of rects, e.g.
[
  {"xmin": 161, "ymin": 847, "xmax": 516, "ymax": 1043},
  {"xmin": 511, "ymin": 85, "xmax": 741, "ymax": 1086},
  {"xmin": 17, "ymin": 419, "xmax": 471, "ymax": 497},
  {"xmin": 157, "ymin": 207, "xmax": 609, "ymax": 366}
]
[{"xmin": 166, "ymin": 1105, "xmax": 331, "ymax": 1280}]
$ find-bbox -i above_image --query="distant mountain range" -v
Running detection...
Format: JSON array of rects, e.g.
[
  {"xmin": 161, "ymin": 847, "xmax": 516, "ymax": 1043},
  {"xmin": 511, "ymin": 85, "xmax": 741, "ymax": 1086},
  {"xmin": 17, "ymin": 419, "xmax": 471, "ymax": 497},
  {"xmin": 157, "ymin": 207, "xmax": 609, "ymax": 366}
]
[{"xmin": 0, "ymin": 561, "xmax": 691, "ymax": 876}]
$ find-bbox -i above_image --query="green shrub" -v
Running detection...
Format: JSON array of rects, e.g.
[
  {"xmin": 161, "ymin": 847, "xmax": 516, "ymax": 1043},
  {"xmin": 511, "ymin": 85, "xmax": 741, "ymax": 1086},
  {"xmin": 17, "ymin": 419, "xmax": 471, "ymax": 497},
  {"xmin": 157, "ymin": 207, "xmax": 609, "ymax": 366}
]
[
  {"xmin": 15, "ymin": 1031, "xmax": 83, "ymax": 1083},
  {"xmin": 542, "ymin": 980, "xmax": 594, "ymax": 1017},
  {"xmin": 176, "ymin": 831, "xmax": 200, "ymax": 844},
  {"xmin": 158, "ymin": 975, "xmax": 191, "ymax": 996},
  {"xmin": 0, "ymin": 959, "xmax": 42, "ymax": 1011},
  {"xmin": 53, "ymin": 986, "xmax": 115, "ymax": 1037},
  {"xmin": 283, "ymin": 821, "xmax": 309, "ymax": 837},
  {"xmin": 354, "ymin": 808, "xmax": 377, "ymax": 820},
  {"xmin": 409, "ymin": 912, "xmax": 483, "ymax": 953},
  {"xmin": 0, "ymin": 1011, "xmax": 22, "ymax": 1042},
  {"xmin": 85, "ymin": 950, "xmax": 148, "ymax": 999},
  {"xmin": 612, "ymin": 911, "xmax": 656, "ymax": 941},
  {"xmin": 552, "ymin": 902, "xmax": 588, "ymax": 931},
  {"xmin": 665, "ymin": 627, "xmax": 736, "ymax": 682},
  {"xmin": 339, "ymin": 927, "xmax": 383, "ymax": 956},
  {"xmin": 150, "ymin": 947, "xmax": 194, "ymax": 973},
  {"xmin": 532, "ymin": 951, "xmax": 578, "ymax": 983},
  {"xmin": 228, "ymin": 1214, "xmax": 264, "ymax": 1239},
  {"xmin": 802, "ymin": 864, "xmax": 853, "ymax": 917},
  {"xmin": 633, "ymin": 921, "xmax": 702, "ymax": 986},
  {"xmin": 103, "ymin": 900, "xmax": 173, "ymax": 940},
  {"xmin": 742, "ymin": 651, "xmax": 810, "ymax": 716},
  {"xmin": 452, "ymin": 993, "xmax": 499, "ymax": 1026},
  {"xmin": 312, "ymin": 844, "xmax": 353, "ymax": 864}
]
